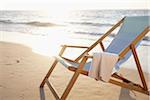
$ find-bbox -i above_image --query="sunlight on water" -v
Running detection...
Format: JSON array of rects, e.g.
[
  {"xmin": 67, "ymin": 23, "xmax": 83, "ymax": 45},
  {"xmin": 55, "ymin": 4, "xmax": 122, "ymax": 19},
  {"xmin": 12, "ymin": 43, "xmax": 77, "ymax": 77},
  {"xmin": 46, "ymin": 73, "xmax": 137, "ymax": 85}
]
[
  {"xmin": 31, "ymin": 27, "xmax": 69, "ymax": 56},
  {"xmin": 1, "ymin": 25, "xmax": 93, "ymax": 58}
]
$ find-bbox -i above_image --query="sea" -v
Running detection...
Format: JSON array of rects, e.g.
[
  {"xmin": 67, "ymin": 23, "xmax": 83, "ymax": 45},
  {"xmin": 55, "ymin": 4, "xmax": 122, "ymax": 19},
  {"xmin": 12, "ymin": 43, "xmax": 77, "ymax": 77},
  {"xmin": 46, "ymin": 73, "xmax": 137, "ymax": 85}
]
[{"xmin": 0, "ymin": 10, "xmax": 150, "ymax": 56}]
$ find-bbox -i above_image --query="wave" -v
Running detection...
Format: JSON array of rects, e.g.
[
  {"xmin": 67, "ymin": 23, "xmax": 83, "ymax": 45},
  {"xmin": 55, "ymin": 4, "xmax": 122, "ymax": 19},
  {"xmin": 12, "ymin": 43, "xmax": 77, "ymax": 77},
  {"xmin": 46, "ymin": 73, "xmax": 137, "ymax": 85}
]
[
  {"xmin": 70, "ymin": 22, "xmax": 113, "ymax": 27},
  {"xmin": 75, "ymin": 31, "xmax": 150, "ymax": 41},
  {"xmin": 0, "ymin": 19, "xmax": 13, "ymax": 24},
  {"xmin": 75, "ymin": 31, "xmax": 115, "ymax": 37},
  {"xmin": 25, "ymin": 21, "xmax": 58, "ymax": 27},
  {"xmin": 0, "ymin": 19, "xmax": 58, "ymax": 27}
]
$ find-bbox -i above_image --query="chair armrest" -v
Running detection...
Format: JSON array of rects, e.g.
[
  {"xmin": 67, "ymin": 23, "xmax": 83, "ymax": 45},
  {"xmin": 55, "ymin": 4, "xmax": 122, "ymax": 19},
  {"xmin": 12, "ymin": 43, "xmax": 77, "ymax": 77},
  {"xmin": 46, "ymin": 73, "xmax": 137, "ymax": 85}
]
[
  {"xmin": 59, "ymin": 45, "xmax": 89, "ymax": 57},
  {"xmin": 84, "ymin": 54, "xmax": 93, "ymax": 58},
  {"xmin": 59, "ymin": 45, "xmax": 67, "ymax": 56}
]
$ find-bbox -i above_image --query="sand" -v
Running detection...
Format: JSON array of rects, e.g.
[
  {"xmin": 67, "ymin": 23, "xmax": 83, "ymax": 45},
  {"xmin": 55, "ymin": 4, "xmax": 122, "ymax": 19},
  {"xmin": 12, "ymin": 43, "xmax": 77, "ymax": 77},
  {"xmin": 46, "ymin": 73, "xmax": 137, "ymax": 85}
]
[{"xmin": 0, "ymin": 42, "xmax": 150, "ymax": 100}]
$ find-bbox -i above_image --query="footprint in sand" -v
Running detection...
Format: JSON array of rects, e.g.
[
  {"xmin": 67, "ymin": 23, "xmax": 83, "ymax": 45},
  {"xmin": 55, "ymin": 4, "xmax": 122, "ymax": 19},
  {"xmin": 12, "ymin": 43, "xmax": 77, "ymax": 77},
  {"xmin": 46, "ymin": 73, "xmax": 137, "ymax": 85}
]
[
  {"xmin": 0, "ymin": 85, "xmax": 6, "ymax": 89},
  {"xmin": 5, "ymin": 63, "xmax": 13, "ymax": 65},
  {"xmin": 4, "ymin": 59, "xmax": 20, "ymax": 65},
  {"xmin": 16, "ymin": 60, "xmax": 20, "ymax": 63}
]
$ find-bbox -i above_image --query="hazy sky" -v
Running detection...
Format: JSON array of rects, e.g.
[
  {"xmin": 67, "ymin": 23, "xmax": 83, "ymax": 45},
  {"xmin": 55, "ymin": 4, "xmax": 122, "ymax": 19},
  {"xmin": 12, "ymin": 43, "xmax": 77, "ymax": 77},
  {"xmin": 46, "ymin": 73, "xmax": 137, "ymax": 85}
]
[{"xmin": 0, "ymin": 0, "xmax": 149, "ymax": 10}]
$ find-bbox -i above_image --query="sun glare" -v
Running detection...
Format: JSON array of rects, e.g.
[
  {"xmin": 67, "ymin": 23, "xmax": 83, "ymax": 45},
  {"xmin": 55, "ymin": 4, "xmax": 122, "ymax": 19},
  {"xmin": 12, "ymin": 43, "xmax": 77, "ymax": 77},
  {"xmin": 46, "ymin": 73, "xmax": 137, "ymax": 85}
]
[{"xmin": 31, "ymin": 27, "xmax": 68, "ymax": 57}]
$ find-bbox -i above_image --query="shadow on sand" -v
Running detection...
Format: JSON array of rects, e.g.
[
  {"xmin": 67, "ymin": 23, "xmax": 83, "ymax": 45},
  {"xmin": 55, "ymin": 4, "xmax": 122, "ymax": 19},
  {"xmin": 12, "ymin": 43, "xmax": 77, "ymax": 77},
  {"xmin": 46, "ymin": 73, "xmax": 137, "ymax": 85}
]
[
  {"xmin": 119, "ymin": 88, "xmax": 136, "ymax": 100},
  {"xmin": 39, "ymin": 86, "xmax": 136, "ymax": 100},
  {"xmin": 39, "ymin": 88, "xmax": 45, "ymax": 100}
]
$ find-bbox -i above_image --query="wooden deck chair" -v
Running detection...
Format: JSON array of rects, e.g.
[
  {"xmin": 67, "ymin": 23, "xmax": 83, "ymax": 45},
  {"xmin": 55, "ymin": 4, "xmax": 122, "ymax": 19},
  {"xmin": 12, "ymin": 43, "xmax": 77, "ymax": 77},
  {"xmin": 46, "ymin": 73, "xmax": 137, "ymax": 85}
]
[{"xmin": 40, "ymin": 16, "xmax": 150, "ymax": 100}]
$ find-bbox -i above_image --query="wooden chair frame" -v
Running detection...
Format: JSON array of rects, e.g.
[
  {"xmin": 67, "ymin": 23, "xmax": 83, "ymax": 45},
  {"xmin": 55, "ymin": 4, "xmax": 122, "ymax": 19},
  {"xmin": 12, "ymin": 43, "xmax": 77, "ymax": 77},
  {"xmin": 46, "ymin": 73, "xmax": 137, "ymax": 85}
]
[{"xmin": 40, "ymin": 17, "xmax": 150, "ymax": 100}]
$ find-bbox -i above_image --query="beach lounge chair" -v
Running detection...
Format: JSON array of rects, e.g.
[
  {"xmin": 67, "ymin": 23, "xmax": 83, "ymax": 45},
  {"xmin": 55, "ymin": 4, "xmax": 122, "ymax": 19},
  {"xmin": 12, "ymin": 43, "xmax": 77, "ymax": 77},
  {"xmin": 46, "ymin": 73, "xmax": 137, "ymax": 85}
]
[{"xmin": 40, "ymin": 16, "xmax": 150, "ymax": 99}]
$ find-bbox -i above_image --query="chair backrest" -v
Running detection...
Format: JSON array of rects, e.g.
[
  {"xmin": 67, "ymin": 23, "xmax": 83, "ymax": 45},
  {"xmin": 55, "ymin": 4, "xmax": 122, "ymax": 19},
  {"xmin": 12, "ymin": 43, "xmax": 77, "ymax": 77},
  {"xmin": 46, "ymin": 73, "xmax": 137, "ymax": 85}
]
[
  {"xmin": 105, "ymin": 16, "xmax": 149, "ymax": 68},
  {"xmin": 106, "ymin": 16, "xmax": 149, "ymax": 54}
]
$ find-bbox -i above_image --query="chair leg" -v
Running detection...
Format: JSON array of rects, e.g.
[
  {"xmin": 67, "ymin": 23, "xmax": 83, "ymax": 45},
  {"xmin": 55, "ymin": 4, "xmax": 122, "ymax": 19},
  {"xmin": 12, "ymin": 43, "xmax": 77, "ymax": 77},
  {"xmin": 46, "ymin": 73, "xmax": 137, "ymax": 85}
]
[
  {"xmin": 40, "ymin": 56, "xmax": 88, "ymax": 99},
  {"xmin": 60, "ymin": 70, "xmax": 80, "ymax": 100},
  {"xmin": 130, "ymin": 45, "xmax": 148, "ymax": 91},
  {"xmin": 40, "ymin": 59, "xmax": 58, "ymax": 88},
  {"xmin": 61, "ymin": 56, "xmax": 88, "ymax": 100}
]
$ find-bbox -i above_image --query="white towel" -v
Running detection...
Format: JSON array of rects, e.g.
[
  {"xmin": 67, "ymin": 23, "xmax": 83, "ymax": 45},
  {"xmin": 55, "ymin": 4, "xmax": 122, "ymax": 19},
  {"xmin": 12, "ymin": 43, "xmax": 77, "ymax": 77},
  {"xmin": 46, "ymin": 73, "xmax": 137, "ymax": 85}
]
[
  {"xmin": 88, "ymin": 53, "xmax": 102, "ymax": 80},
  {"xmin": 88, "ymin": 52, "xmax": 119, "ymax": 82},
  {"xmin": 99, "ymin": 52, "xmax": 119, "ymax": 82}
]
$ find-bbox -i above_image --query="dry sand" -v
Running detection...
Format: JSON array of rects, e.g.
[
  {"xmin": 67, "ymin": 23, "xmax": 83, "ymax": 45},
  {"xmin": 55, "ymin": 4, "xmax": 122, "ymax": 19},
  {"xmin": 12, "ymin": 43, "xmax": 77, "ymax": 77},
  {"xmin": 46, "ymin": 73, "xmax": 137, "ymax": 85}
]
[{"xmin": 0, "ymin": 42, "xmax": 150, "ymax": 100}]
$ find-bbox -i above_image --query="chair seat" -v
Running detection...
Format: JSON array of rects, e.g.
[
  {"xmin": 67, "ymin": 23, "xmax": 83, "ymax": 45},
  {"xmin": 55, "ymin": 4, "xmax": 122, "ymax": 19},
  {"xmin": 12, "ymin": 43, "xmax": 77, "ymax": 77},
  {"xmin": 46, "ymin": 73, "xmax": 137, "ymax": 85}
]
[
  {"xmin": 54, "ymin": 56, "xmax": 91, "ymax": 71},
  {"xmin": 54, "ymin": 55, "xmax": 122, "ymax": 73}
]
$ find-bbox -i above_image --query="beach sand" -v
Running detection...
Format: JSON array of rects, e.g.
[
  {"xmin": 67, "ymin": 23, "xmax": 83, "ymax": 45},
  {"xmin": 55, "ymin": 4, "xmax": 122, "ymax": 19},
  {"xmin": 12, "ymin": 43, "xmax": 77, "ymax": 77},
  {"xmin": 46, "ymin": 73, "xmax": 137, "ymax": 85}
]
[{"xmin": 0, "ymin": 42, "xmax": 149, "ymax": 100}]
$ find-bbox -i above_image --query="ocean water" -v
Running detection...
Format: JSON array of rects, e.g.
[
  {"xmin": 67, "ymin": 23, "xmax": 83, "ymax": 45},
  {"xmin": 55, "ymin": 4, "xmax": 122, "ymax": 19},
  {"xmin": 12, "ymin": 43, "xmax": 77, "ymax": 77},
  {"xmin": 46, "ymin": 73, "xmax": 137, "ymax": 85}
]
[
  {"xmin": 0, "ymin": 10, "xmax": 150, "ymax": 36},
  {"xmin": 0, "ymin": 10, "xmax": 150, "ymax": 55}
]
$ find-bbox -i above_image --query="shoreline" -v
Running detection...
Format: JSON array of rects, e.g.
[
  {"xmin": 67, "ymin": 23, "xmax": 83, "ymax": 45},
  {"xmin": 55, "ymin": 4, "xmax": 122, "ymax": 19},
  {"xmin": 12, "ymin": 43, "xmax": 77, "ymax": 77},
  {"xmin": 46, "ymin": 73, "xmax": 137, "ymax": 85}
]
[{"xmin": 0, "ymin": 41, "xmax": 150, "ymax": 100}]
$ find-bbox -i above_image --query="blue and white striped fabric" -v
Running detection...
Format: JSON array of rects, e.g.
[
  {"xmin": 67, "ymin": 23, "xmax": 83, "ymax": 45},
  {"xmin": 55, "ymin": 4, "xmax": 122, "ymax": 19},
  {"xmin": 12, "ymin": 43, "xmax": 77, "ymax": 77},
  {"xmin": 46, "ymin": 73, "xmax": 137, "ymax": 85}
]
[{"xmin": 55, "ymin": 16, "xmax": 150, "ymax": 72}]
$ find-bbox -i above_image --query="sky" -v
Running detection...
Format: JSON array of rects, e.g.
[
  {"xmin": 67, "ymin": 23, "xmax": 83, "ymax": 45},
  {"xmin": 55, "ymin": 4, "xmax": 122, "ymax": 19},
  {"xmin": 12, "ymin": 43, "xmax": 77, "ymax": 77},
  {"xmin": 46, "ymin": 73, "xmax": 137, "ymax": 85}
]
[{"xmin": 0, "ymin": 0, "xmax": 149, "ymax": 10}]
